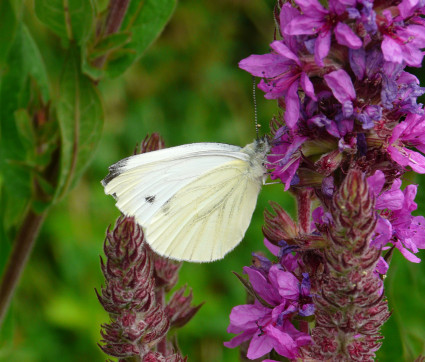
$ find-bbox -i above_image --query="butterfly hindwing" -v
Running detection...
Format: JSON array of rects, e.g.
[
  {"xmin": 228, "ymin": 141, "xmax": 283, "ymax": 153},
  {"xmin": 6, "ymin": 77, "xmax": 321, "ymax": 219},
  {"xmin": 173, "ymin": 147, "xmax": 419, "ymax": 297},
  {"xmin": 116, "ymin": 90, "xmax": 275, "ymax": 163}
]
[{"xmin": 145, "ymin": 158, "xmax": 262, "ymax": 262}]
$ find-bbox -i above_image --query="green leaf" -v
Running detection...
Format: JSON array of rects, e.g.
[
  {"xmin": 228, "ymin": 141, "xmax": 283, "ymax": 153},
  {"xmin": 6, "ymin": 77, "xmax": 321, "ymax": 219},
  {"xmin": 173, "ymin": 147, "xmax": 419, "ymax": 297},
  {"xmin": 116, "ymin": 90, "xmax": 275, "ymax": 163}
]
[
  {"xmin": 106, "ymin": 0, "xmax": 176, "ymax": 78},
  {"xmin": 55, "ymin": 48, "xmax": 103, "ymax": 201},
  {"xmin": 0, "ymin": 0, "xmax": 19, "ymax": 68},
  {"xmin": 88, "ymin": 32, "xmax": 132, "ymax": 60},
  {"xmin": 122, "ymin": 0, "xmax": 176, "ymax": 52},
  {"xmin": 0, "ymin": 24, "xmax": 50, "ymax": 229},
  {"xmin": 378, "ymin": 253, "xmax": 425, "ymax": 360},
  {"xmin": 34, "ymin": 0, "xmax": 95, "ymax": 45},
  {"xmin": 14, "ymin": 109, "xmax": 36, "ymax": 154}
]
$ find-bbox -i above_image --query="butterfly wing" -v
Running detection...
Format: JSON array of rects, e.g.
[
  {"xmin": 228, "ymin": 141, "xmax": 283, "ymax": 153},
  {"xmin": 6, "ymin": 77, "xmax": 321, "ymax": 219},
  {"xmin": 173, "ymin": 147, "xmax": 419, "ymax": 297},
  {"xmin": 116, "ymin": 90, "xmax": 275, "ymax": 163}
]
[
  {"xmin": 145, "ymin": 158, "xmax": 263, "ymax": 262},
  {"xmin": 102, "ymin": 142, "xmax": 247, "ymax": 227},
  {"xmin": 102, "ymin": 141, "xmax": 267, "ymax": 262}
]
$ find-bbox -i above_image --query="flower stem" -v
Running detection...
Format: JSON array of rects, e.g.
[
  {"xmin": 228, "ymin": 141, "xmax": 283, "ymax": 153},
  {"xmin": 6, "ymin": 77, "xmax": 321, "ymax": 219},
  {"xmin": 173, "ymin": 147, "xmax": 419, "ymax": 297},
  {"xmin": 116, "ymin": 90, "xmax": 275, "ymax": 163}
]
[
  {"xmin": 105, "ymin": 0, "xmax": 131, "ymax": 35},
  {"xmin": 93, "ymin": 0, "xmax": 130, "ymax": 69},
  {"xmin": 0, "ymin": 207, "xmax": 47, "ymax": 328}
]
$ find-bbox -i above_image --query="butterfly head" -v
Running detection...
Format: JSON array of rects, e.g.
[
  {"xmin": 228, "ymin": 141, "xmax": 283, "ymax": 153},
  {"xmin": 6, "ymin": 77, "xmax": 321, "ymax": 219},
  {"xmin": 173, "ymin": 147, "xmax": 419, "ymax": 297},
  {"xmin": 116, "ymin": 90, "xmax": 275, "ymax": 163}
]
[{"xmin": 254, "ymin": 135, "xmax": 271, "ymax": 156}]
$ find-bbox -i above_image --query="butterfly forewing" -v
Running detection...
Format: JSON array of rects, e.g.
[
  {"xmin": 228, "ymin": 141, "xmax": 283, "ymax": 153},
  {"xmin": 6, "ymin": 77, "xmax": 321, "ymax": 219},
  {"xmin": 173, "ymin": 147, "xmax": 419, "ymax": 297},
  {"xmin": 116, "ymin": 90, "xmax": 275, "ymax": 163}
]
[{"xmin": 102, "ymin": 143, "xmax": 247, "ymax": 225}]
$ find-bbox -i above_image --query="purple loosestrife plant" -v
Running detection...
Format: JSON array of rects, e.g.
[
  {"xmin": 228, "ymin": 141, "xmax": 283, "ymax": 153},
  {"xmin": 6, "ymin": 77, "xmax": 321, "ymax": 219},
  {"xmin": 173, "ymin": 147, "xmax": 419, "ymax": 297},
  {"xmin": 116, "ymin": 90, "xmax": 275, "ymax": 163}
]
[
  {"xmin": 98, "ymin": 134, "xmax": 202, "ymax": 361},
  {"xmin": 226, "ymin": 0, "xmax": 425, "ymax": 360}
]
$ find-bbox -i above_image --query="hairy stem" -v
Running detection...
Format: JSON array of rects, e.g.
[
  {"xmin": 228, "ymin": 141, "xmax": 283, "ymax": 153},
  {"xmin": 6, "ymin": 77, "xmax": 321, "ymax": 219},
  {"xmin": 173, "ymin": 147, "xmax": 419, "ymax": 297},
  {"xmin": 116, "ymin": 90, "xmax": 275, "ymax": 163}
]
[{"xmin": 0, "ymin": 207, "xmax": 47, "ymax": 327}]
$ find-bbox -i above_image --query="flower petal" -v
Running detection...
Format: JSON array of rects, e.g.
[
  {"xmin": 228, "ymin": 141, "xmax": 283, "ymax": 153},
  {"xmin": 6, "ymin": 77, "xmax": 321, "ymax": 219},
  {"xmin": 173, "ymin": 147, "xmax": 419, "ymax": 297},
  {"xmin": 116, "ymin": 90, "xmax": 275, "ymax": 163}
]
[
  {"xmin": 382, "ymin": 36, "xmax": 403, "ymax": 64},
  {"xmin": 324, "ymin": 69, "xmax": 356, "ymax": 103},
  {"xmin": 367, "ymin": 170, "xmax": 385, "ymax": 196},
  {"xmin": 371, "ymin": 217, "xmax": 392, "ymax": 247},
  {"xmin": 300, "ymin": 72, "xmax": 316, "ymax": 100},
  {"xmin": 265, "ymin": 324, "xmax": 298, "ymax": 359},
  {"xmin": 315, "ymin": 30, "xmax": 331, "ymax": 66},
  {"xmin": 285, "ymin": 80, "xmax": 301, "ymax": 128},
  {"xmin": 247, "ymin": 331, "xmax": 274, "ymax": 359},
  {"xmin": 375, "ymin": 256, "xmax": 389, "ymax": 275},
  {"xmin": 269, "ymin": 265, "xmax": 300, "ymax": 300},
  {"xmin": 334, "ymin": 22, "xmax": 362, "ymax": 49},
  {"xmin": 264, "ymin": 238, "xmax": 280, "ymax": 256},
  {"xmin": 398, "ymin": 0, "xmax": 420, "ymax": 18},
  {"xmin": 227, "ymin": 304, "xmax": 270, "ymax": 333},
  {"xmin": 394, "ymin": 240, "xmax": 421, "ymax": 263},
  {"xmin": 244, "ymin": 266, "xmax": 280, "ymax": 305},
  {"xmin": 224, "ymin": 329, "xmax": 255, "ymax": 348},
  {"xmin": 349, "ymin": 48, "xmax": 366, "ymax": 80},
  {"xmin": 270, "ymin": 40, "xmax": 300, "ymax": 65},
  {"xmin": 239, "ymin": 53, "xmax": 288, "ymax": 78},
  {"xmin": 388, "ymin": 146, "xmax": 425, "ymax": 173},
  {"xmin": 295, "ymin": 0, "xmax": 328, "ymax": 16},
  {"xmin": 285, "ymin": 16, "xmax": 323, "ymax": 35}
]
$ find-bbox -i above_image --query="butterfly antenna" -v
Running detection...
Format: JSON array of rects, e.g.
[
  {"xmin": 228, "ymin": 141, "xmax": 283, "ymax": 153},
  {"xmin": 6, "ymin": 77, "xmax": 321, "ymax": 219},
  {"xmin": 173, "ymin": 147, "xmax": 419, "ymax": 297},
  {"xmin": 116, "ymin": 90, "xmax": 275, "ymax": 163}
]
[{"xmin": 252, "ymin": 76, "xmax": 260, "ymax": 140}]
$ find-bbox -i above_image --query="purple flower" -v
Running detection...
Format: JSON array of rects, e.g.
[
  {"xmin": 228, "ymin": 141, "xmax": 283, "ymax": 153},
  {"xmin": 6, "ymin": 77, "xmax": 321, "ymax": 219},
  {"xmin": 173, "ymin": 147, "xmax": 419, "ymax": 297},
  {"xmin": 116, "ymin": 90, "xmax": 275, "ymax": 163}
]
[
  {"xmin": 319, "ymin": 69, "xmax": 378, "ymax": 131},
  {"xmin": 267, "ymin": 127, "xmax": 307, "ymax": 190},
  {"xmin": 225, "ymin": 264, "xmax": 313, "ymax": 359},
  {"xmin": 398, "ymin": 0, "xmax": 425, "ymax": 18},
  {"xmin": 388, "ymin": 113, "xmax": 425, "ymax": 173},
  {"xmin": 381, "ymin": 9, "xmax": 425, "ymax": 67},
  {"xmin": 284, "ymin": 0, "xmax": 362, "ymax": 66},
  {"xmin": 393, "ymin": 72, "xmax": 425, "ymax": 114},
  {"xmin": 347, "ymin": 0, "xmax": 377, "ymax": 34},
  {"xmin": 381, "ymin": 62, "xmax": 425, "ymax": 114},
  {"xmin": 239, "ymin": 40, "xmax": 316, "ymax": 128},
  {"xmin": 368, "ymin": 170, "xmax": 425, "ymax": 262},
  {"xmin": 305, "ymin": 91, "xmax": 354, "ymax": 138}
]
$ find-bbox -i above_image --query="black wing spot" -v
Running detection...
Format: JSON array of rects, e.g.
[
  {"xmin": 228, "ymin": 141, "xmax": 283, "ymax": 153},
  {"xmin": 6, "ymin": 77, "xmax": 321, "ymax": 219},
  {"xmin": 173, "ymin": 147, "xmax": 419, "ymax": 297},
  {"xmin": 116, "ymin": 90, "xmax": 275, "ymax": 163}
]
[
  {"xmin": 145, "ymin": 195, "xmax": 156, "ymax": 203},
  {"xmin": 102, "ymin": 170, "xmax": 120, "ymax": 186},
  {"xmin": 101, "ymin": 158, "xmax": 128, "ymax": 186}
]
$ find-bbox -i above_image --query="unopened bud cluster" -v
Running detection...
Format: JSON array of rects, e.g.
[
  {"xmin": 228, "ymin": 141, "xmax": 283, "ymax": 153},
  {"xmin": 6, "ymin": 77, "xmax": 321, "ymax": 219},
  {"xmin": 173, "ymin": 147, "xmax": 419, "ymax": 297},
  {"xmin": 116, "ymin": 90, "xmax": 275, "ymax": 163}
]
[{"xmin": 98, "ymin": 135, "xmax": 201, "ymax": 361}]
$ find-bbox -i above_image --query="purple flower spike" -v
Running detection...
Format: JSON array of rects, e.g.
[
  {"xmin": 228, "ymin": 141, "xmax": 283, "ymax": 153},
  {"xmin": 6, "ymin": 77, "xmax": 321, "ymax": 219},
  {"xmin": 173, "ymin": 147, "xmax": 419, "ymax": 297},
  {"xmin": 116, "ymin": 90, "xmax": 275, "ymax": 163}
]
[
  {"xmin": 99, "ymin": 135, "xmax": 200, "ymax": 360},
  {"xmin": 230, "ymin": 0, "xmax": 425, "ymax": 358}
]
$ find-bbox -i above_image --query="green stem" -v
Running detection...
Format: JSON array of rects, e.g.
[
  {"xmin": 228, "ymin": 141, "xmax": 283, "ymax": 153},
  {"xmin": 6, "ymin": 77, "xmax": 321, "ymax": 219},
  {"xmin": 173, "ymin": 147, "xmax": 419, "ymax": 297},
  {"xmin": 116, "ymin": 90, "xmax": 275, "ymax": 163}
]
[{"xmin": 0, "ymin": 207, "xmax": 47, "ymax": 328}]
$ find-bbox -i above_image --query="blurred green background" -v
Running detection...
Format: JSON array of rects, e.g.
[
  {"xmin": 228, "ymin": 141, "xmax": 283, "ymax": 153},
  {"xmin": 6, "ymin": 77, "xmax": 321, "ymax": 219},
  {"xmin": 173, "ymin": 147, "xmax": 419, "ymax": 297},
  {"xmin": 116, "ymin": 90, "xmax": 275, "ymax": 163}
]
[{"xmin": 1, "ymin": 0, "xmax": 425, "ymax": 361}]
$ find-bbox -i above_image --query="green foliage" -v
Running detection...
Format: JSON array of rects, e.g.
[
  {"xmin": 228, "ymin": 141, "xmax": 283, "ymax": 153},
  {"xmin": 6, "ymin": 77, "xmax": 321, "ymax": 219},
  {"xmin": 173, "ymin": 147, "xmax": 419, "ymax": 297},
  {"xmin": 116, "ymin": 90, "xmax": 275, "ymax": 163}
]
[
  {"xmin": 0, "ymin": 0, "xmax": 19, "ymax": 68},
  {"xmin": 34, "ymin": 0, "xmax": 96, "ymax": 45},
  {"xmin": 0, "ymin": 22, "xmax": 50, "ymax": 232},
  {"xmin": 0, "ymin": 0, "xmax": 178, "ymax": 359},
  {"xmin": 55, "ymin": 49, "xmax": 103, "ymax": 201},
  {"xmin": 82, "ymin": 0, "xmax": 177, "ymax": 79}
]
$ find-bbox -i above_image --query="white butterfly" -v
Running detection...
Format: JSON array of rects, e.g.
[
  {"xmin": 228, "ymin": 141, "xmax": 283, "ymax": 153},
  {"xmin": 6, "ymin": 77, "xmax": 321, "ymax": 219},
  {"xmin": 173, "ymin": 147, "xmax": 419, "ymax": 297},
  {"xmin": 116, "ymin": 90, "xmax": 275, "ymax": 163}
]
[{"xmin": 102, "ymin": 138, "xmax": 270, "ymax": 262}]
